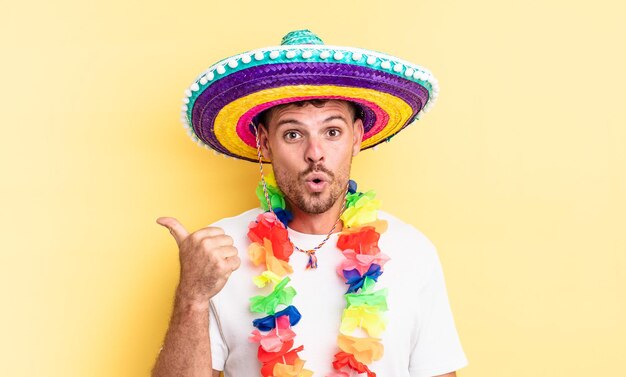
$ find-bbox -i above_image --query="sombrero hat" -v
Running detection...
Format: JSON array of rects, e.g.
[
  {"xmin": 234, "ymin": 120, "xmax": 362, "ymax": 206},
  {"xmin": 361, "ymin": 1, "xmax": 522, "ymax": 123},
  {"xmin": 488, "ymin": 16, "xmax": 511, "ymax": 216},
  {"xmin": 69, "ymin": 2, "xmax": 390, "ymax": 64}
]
[{"xmin": 180, "ymin": 29, "xmax": 438, "ymax": 162}]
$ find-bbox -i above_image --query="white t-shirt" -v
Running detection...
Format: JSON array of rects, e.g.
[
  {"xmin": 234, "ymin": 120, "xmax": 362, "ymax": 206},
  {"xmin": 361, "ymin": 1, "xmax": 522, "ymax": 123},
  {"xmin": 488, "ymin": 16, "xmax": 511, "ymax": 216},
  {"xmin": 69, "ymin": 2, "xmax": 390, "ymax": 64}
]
[{"xmin": 208, "ymin": 208, "xmax": 468, "ymax": 377}]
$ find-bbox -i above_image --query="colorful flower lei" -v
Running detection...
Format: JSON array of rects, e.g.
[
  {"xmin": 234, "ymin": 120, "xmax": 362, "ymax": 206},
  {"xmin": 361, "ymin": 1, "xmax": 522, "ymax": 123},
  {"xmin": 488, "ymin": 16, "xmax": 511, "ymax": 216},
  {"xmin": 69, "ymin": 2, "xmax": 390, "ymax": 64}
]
[{"xmin": 247, "ymin": 173, "xmax": 390, "ymax": 376}]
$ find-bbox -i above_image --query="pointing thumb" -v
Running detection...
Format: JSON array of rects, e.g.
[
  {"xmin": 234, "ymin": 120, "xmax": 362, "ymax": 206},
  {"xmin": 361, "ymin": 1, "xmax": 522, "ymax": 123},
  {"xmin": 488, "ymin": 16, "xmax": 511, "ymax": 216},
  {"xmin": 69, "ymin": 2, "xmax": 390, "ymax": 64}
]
[{"xmin": 156, "ymin": 217, "xmax": 189, "ymax": 246}]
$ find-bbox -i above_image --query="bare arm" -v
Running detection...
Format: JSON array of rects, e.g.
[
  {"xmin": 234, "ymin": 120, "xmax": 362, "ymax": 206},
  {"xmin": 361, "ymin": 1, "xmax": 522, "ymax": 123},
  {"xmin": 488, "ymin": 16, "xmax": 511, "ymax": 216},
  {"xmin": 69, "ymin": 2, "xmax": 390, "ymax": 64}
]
[
  {"xmin": 151, "ymin": 217, "xmax": 240, "ymax": 377},
  {"xmin": 151, "ymin": 292, "xmax": 219, "ymax": 377},
  {"xmin": 434, "ymin": 373, "xmax": 457, "ymax": 377}
]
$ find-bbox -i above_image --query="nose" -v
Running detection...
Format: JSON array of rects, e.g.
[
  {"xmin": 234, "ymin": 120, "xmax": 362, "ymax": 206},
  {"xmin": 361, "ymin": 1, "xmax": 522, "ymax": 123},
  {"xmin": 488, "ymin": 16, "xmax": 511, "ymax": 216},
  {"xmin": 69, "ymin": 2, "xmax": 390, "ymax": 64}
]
[{"xmin": 304, "ymin": 136, "xmax": 324, "ymax": 164}]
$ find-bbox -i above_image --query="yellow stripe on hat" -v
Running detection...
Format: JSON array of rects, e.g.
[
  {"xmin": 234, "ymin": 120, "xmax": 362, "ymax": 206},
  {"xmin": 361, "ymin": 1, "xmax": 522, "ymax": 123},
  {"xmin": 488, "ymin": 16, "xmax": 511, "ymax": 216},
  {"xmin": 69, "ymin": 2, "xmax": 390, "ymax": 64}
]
[{"xmin": 213, "ymin": 85, "xmax": 414, "ymax": 160}]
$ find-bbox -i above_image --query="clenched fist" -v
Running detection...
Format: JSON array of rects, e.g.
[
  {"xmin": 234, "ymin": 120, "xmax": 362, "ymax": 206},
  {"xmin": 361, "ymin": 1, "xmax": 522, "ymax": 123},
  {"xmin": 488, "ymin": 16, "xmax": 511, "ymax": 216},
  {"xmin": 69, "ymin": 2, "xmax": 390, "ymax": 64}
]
[{"xmin": 157, "ymin": 217, "xmax": 241, "ymax": 308}]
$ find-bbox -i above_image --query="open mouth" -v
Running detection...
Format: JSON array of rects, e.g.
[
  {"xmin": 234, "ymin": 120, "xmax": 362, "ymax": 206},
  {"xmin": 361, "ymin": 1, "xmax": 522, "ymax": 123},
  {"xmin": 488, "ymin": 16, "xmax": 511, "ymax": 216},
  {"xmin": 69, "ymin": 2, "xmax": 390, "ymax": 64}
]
[{"xmin": 305, "ymin": 175, "xmax": 328, "ymax": 192}]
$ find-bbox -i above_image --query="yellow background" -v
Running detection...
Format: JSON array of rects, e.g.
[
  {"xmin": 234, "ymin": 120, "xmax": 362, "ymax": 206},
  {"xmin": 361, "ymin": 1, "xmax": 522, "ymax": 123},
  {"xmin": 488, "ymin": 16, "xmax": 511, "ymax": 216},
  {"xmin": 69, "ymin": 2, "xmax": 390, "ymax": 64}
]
[{"xmin": 1, "ymin": 0, "xmax": 624, "ymax": 376}]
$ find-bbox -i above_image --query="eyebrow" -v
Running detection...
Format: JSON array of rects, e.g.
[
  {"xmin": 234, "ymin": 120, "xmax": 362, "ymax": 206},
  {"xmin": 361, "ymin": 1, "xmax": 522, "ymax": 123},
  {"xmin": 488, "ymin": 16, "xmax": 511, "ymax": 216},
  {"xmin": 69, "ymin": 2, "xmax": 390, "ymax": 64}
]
[
  {"xmin": 275, "ymin": 115, "xmax": 349, "ymax": 129},
  {"xmin": 275, "ymin": 118, "xmax": 305, "ymax": 128},
  {"xmin": 323, "ymin": 115, "xmax": 349, "ymax": 125}
]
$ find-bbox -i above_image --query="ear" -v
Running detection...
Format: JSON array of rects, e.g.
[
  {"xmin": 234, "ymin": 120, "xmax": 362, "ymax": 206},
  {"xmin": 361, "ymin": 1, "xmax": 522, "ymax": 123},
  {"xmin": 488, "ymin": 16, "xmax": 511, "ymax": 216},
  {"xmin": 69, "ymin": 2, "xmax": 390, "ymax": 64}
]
[
  {"xmin": 257, "ymin": 123, "xmax": 272, "ymax": 160},
  {"xmin": 351, "ymin": 118, "xmax": 364, "ymax": 157}
]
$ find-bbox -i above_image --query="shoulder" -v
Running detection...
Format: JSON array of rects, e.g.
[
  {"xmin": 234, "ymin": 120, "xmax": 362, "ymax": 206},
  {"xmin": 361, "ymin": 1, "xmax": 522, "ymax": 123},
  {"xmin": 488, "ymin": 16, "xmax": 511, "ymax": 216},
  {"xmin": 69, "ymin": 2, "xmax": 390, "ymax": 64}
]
[
  {"xmin": 377, "ymin": 210, "xmax": 441, "ymax": 268},
  {"xmin": 209, "ymin": 207, "xmax": 263, "ymax": 229}
]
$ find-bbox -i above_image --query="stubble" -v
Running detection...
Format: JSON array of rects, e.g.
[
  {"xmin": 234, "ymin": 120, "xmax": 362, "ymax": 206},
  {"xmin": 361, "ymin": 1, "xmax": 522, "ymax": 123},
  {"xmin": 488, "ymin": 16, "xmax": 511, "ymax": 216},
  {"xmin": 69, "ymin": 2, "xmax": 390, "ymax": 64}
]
[{"xmin": 273, "ymin": 162, "xmax": 351, "ymax": 215}]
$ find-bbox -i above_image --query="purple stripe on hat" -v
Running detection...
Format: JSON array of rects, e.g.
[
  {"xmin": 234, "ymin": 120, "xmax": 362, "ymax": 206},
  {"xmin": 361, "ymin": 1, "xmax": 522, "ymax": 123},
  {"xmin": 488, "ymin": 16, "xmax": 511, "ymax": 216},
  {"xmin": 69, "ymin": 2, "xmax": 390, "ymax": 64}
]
[{"xmin": 191, "ymin": 62, "xmax": 429, "ymax": 157}]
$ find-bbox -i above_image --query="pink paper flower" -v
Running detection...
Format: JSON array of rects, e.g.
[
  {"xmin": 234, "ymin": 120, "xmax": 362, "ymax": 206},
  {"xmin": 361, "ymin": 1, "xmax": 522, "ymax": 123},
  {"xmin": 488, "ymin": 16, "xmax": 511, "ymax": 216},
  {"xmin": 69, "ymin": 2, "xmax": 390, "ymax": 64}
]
[
  {"xmin": 249, "ymin": 315, "xmax": 296, "ymax": 352},
  {"xmin": 336, "ymin": 249, "xmax": 390, "ymax": 276}
]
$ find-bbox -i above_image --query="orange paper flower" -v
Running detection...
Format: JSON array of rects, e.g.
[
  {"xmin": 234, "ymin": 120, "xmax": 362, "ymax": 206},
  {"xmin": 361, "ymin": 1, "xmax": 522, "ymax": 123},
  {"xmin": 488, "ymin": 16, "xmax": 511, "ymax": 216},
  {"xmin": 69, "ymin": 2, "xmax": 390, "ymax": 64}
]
[
  {"xmin": 248, "ymin": 239, "xmax": 293, "ymax": 276},
  {"xmin": 248, "ymin": 212, "xmax": 294, "ymax": 261},
  {"xmin": 337, "ymin": 226, "xmax": 381, "ymax": 255},
  {"xmin": 337, "ymin": 334, "xmax": 384, "ymax": 364},
  {"xmin": 272, "ymin": 358, "xmax": 314, "ymax": 377}
]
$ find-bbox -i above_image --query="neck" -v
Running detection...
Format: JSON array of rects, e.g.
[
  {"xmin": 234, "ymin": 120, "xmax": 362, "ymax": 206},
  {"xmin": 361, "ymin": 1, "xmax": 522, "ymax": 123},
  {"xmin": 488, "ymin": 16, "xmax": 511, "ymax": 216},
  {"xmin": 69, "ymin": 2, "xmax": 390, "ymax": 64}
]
[{"xmin": 286, "ymin": 197, "xmax": 345, "ymax": 235}]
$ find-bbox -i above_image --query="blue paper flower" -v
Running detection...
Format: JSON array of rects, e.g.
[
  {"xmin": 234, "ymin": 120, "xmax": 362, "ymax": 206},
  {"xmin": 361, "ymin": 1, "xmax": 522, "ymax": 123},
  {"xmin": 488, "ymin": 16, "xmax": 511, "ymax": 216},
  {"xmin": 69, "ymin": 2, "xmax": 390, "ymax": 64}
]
[
  {"xmin": 252, "ymin": 305, "xmax": 302, "ymax": 331},
  {"xmin": 273, "ymin": 208, "xmax": 293, "ymax": 227},
  {"xmin": 343, "ymin": 263, "xmax": 382, "ymax": 293},
  {"xmin": 348, "ymin": 179, "xmax": 358, "ymax": 194}
]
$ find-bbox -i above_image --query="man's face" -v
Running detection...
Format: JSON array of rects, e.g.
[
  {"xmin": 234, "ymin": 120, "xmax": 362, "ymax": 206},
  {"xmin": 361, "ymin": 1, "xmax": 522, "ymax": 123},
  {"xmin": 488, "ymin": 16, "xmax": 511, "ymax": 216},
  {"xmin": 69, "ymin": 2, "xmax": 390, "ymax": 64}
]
[{"xmin": 258, "ymin": 100, "xmax": 364, "ymax": 215}]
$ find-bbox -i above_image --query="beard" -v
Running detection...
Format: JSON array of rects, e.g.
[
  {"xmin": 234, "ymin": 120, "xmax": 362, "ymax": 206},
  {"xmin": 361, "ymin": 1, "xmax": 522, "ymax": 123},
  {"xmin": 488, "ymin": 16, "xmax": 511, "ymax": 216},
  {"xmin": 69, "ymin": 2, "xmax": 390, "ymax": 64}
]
[{"xmin": 273, "ymin": 162, "xmax": 350, "ymax": 215}]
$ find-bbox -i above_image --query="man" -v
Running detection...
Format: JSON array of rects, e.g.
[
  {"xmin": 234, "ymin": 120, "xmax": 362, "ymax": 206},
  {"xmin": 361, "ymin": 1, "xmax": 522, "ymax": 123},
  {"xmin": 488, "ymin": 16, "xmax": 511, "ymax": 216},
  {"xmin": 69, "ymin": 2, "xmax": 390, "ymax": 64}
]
[{"xmin": 152, "ymin": 30, "xmax": 468, "ymax": 377}]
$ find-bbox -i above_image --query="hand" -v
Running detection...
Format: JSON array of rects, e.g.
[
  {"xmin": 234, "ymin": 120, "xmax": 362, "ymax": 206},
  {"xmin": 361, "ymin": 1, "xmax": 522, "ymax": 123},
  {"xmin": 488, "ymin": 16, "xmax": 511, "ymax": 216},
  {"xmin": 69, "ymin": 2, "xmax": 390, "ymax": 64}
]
[{"xmin": 157, "ymin": 217, "xmax": 241, "ymax": 307}]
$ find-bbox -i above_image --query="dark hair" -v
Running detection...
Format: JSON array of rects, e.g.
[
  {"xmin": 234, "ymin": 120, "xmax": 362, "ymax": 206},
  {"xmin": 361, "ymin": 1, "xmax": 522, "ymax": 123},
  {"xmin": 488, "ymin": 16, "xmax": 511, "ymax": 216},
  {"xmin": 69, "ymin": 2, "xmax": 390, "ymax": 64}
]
[{"xmin": 256, "ymin": 99, "xmax": 363, "ymax": 130}]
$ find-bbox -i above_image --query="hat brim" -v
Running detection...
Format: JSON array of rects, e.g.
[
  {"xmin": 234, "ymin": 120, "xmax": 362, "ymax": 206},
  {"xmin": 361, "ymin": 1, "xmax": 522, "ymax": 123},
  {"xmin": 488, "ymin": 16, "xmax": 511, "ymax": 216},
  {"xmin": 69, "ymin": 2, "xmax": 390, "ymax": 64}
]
[{"xmin": 182, "ymin": 45, "xmax": 438, "ymax": 162}]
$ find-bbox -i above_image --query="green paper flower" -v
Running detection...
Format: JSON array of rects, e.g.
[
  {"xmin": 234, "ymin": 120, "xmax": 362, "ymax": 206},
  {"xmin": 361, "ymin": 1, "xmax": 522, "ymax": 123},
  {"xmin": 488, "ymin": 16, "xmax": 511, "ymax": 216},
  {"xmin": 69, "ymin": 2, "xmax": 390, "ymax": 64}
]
[
  {"xmin": 249, "ymin": 277, "xmax": 297, "ymax": 314},
  {"xmin": 345, "ymin": 287, "xmax": 388, "ymax": 311},
  {"xmin": 256, "ymin": 182, "xmax": 286, "ymax": 211}
]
